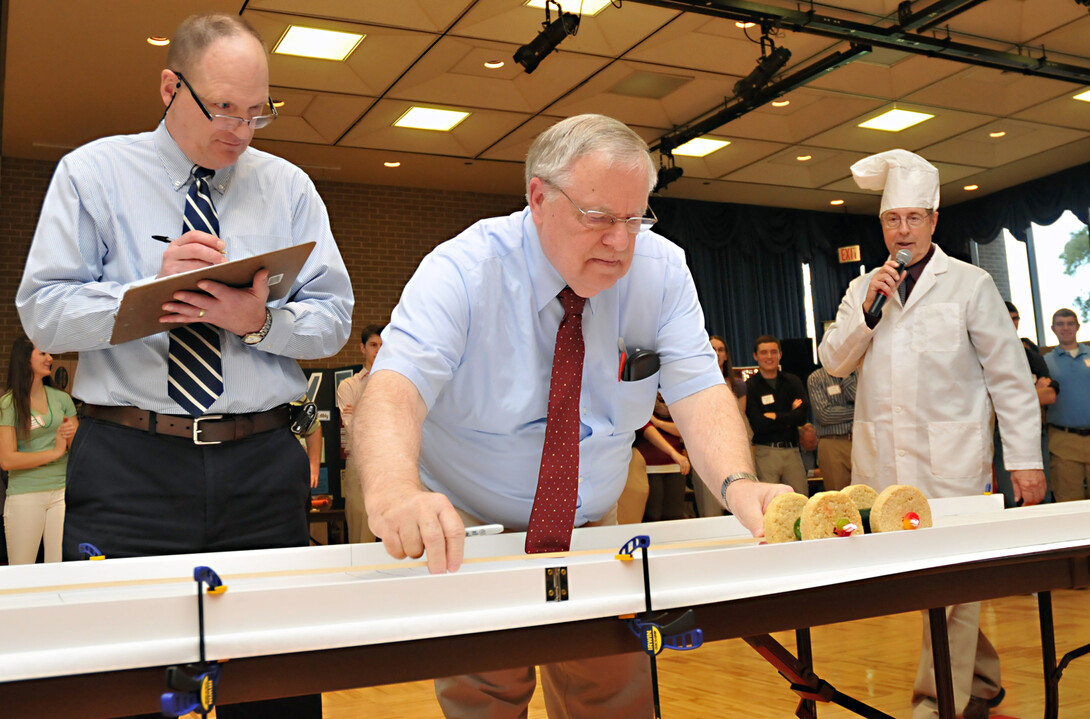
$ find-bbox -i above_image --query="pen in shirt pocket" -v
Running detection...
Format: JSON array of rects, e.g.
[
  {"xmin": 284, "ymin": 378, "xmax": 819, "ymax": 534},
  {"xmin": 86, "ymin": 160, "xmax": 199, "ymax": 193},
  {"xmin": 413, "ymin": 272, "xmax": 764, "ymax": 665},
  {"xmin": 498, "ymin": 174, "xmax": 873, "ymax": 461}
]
[
  {"xmin": 617, "ymin": 337, "xmax": 627, "ymax": 381},
  {"xmin": 152, "ymin": 234, "xmax": 227, "ymax": 255}
]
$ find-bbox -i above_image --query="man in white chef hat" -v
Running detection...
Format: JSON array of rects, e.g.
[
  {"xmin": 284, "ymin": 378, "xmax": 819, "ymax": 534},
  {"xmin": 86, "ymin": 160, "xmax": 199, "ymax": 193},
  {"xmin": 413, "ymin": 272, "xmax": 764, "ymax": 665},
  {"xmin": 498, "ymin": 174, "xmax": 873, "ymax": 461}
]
[{"xmin": 819, "ymin": 149, "xmax": 1045, "ymax": 719}]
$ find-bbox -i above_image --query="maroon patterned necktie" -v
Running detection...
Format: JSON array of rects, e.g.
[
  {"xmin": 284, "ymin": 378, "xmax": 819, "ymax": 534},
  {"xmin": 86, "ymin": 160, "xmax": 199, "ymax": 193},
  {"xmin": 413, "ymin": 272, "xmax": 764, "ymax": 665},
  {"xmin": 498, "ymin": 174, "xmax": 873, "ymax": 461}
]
[{"xmin": 525, "ymin": 287, "xmax": 586, "ymax": 554}]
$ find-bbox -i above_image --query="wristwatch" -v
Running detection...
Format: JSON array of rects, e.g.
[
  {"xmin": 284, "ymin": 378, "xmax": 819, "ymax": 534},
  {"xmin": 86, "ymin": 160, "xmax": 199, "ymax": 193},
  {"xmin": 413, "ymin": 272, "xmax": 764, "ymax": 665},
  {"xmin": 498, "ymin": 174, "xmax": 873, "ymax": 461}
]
[
  {"xmin": 720, "ymin": 472, "xmax": 759, "ymax": 511},
  {"xmin": 242, "ymin": 308, "xmax": 273, "ymax": 345}
]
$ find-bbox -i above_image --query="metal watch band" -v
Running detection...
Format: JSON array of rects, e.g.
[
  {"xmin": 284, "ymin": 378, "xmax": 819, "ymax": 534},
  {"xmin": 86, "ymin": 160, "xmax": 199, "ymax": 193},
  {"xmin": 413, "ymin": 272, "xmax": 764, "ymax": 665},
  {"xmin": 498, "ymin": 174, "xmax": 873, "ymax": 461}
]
[
  {"xmin": 720, "ymin": 471, "xmax": 759, "ymax": 510},
  {"xmin": 243, "ymin": 308, "xmax": 272, "ymax": 344}
]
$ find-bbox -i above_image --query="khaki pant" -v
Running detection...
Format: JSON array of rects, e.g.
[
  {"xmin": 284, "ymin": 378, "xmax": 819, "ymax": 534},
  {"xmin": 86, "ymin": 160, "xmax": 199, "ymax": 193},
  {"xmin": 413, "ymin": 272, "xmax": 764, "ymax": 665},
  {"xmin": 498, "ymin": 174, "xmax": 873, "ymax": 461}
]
[
  {"xmin": 912, "ymin": 603, "xmax": 1001, "ymax": 719},
  {"xmin": 754, "ymin": 444, "xmax": 807, "ymax": 495},
  {"xmin": 816, "ymin": 435, "xmax": 853, "ymax": 491},
  {"xmin": 342, "ymin": 459, "xmax": 376, "ymax": 543},
  {"xmin": 617, "ymin": 449, "xmax": 649, "ymax": 525},
  {"xmin": 1048, "ymin": 427, "xmax": 1090, "ymax": 502},
  {"xmin": 436, "ymin": 506, "xmax": 653, "ymax": 719},
  {"xmin": 3, "ymin": 488, "xmax": 65, "ymax": 564}
]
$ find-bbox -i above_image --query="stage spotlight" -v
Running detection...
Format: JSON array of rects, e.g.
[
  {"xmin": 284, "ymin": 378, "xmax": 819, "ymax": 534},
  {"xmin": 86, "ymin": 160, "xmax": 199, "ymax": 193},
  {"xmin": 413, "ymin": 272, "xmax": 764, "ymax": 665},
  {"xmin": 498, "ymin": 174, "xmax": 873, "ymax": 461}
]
[
  {"xmin": 514, "ymin": 11, "xmax": 580, "ymax": 74},
  {"xmin": 655, "ymin": 154, "xmax": 684, "ymax": 192},
  {"xmin": 734, "ymin": 45, "xmax": 792, "ymax": 100}
]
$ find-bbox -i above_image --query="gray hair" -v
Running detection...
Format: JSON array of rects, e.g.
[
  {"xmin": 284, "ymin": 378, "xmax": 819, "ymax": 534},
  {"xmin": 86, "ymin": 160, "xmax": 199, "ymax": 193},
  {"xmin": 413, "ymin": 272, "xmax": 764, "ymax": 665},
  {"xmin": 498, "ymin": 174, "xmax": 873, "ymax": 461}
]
[
  {"xmin": 167, "ymin": 14, "xmax": 264, "ymax": 74},
  {"xmin": 525, "ymin": 114, "xmax": 656, "ymax": 202}
]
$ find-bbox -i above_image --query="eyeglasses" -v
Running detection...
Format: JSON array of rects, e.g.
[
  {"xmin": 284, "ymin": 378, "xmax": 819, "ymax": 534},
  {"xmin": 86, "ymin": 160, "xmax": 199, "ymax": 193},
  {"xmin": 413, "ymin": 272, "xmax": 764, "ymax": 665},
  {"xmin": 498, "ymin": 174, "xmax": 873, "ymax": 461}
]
[
  {"xmin": 881, "ymin": 211, "xmax": 932, "ymax": 230},
  {"xmin": 167, "ymin": 71, "xmax": 278, "ymax": 131},
  {"xmin": 546, "ymin": 181, "xmax": 657, "ymax": 234}
]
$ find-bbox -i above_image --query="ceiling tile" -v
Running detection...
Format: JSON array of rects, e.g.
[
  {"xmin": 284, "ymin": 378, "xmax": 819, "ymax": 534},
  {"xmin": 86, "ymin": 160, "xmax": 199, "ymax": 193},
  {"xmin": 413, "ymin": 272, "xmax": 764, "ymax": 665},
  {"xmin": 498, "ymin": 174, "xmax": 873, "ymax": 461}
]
[
  {"xmin": 337, "ymin": 99, "xmax": 530, "ymax": 157},
  {"xmin": 385, "ymin": 36, "xmax": 612, "ymax": 113},
  {"xmin": 805, "ymin": 102, "xmax": 994, "ymax": 154},
  {"xmin": 904, "ymin": 65, "xmax": 1077, "ymax": 116},
  {"xmin": 260, "ymin": 90, "xmax": 375, "ymax": 145},
  {"xmin": 248, "ymin": 12, "xmax": 437, "ymax": 96},
  {"xmin": 921, "ymin": 119, "xmax": 1089, "ymax": 168},
  {"xmin": 244, "ymin": 0, "xmax": 476, "ymax": 32}
]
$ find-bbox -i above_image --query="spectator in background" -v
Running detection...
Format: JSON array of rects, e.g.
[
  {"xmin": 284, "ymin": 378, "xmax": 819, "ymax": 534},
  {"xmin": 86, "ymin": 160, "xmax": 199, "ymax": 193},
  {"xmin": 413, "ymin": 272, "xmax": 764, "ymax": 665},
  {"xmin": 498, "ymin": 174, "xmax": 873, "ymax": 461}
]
[
  {"xmin": 336, "ymin": 324, "xmax": 385, "ymax": 542},
  {"xmin": 1043, "ymin": 308, "xmax": 1089, "ymax": 502},
  {"xmin": 746, "ymin": 334, "xmax": 808, "ymax": 494},
  {"xmin": 635, "ymin": 393, "xmax": 691, "ymax": 522},
  {"xmin": 808, "ymin": 366, "xmax": 857, "ymax": 491},
  {"xmin": 994, "ymin": 302, "xmax": 1056, "ymax": 506},
  {"xmin": 694, "ymin": 336, "xmax": 748, "ymax": 516},
  {"xmin": 710, "ymin": 334, "xmax": 746, "ymax": 407},
  {"xmin": 1, "ymin": 336, "xmax": 78, "ymax": 564}
]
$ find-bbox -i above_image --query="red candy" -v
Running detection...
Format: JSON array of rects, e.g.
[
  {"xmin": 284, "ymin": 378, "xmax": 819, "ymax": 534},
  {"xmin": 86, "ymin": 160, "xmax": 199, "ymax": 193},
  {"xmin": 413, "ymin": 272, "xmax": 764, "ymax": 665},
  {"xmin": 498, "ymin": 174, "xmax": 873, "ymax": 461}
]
[
  {"xmin": 903, "ymin": 512, "xmax": 921, "ymax": 530},
  {"xmin": 833, "ymin": 518, "xmax": 857, "ymax": 537}
]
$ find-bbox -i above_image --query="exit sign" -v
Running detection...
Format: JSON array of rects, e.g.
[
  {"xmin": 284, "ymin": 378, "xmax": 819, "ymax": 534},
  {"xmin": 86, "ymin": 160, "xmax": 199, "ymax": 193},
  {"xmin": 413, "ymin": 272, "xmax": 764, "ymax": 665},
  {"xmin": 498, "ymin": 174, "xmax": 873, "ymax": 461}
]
[{"xmin": 838, "ymin": 245, "xmax": 861, "ymax": 263}]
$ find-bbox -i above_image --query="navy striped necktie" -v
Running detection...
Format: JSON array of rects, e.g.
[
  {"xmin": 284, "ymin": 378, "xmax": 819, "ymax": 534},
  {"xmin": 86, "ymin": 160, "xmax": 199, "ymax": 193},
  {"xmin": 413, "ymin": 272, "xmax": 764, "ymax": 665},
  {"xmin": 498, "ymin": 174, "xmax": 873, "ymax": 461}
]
[{"xmin": 167, "ymin": 166, "xmax": 224, "ymax": 417}]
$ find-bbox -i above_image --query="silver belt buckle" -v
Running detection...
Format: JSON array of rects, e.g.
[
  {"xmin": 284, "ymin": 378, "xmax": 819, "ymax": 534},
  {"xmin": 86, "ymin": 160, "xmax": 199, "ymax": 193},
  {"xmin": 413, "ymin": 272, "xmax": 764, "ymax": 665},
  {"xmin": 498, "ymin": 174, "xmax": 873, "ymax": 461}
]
[{"xmin": 192, "ymin": 414, "xmax": 225, "ymax": 445}]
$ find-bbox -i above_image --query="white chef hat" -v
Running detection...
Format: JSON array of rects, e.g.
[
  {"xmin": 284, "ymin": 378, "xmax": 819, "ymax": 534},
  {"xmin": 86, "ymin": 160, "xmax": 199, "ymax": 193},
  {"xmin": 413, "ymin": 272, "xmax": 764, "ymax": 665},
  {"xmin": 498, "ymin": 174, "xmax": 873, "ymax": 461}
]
[{"xmin": 850, "ymin": 149, "xmax": 940, "ymax": 215}]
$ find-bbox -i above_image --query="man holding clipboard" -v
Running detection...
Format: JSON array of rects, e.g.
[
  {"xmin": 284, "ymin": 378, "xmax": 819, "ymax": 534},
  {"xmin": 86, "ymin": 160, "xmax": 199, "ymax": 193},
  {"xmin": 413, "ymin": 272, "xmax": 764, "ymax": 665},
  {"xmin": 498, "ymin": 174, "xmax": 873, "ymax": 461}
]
[{"xmin": 16, "ymin": 14, "xmax": 351, "ymax": 716}]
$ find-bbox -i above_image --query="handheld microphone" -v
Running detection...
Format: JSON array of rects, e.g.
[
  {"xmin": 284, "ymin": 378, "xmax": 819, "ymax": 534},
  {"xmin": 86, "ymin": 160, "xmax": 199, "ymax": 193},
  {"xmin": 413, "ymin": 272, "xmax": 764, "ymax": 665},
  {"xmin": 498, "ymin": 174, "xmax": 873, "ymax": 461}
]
[{"xmin": 867, "ymin": 248, "xmax": 913, "ymax": 318}]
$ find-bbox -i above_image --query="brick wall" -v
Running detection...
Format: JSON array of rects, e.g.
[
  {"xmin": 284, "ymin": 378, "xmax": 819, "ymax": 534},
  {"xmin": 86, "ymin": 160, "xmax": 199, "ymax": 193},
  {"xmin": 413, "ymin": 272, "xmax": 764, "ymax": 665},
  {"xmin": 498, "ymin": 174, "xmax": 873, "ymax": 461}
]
[{"xmin": 0, "ymin": 156, "xmax": 523, "ymax": 379}]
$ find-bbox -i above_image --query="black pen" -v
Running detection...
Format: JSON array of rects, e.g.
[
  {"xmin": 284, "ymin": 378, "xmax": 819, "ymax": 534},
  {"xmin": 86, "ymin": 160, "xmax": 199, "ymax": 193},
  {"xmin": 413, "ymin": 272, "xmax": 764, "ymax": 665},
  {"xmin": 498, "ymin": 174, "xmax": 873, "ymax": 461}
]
[{"xmin": 152, "ymin": 234, "xmax": 226, "ymax": 255}]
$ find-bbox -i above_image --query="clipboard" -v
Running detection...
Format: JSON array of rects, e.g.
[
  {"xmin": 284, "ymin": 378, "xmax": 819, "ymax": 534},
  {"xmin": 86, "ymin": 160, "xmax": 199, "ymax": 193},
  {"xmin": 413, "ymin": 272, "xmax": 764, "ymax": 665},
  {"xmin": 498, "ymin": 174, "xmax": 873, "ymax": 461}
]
[{"xmin": 110, "ymin": 242, "xmax": 315, "ymax": 345}]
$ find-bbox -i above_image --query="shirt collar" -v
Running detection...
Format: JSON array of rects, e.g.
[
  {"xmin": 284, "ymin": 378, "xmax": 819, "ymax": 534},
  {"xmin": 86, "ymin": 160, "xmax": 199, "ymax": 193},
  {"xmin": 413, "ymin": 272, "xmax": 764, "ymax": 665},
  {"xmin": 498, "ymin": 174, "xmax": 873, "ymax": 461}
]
[
  {"xmin": 522, "ymin": 208, "xmax": 599, "ymax": 315},
  {"xmin": 906, "ymin": 242, "xmax": 936, "ymax": 283},
  {"xmin": 153, "ymin": 121, "xmax": 235, "ymax": 197}
]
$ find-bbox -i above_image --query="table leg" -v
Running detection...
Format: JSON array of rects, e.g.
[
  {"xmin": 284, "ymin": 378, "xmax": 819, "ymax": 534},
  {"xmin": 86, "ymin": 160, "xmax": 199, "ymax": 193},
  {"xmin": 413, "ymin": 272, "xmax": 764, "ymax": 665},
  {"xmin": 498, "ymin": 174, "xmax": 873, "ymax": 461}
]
[{"xmin": 928, "ymin": 607, "xmax": 956, "ymax": 719}]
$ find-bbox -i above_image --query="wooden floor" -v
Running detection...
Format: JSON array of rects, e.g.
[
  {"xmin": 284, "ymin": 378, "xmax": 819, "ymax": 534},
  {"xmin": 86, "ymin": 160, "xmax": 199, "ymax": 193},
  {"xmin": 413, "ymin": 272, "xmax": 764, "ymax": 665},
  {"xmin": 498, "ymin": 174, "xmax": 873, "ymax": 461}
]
[{"xmin": 308, "ymin": 589, "xmax": 1090, "ymax": 719}]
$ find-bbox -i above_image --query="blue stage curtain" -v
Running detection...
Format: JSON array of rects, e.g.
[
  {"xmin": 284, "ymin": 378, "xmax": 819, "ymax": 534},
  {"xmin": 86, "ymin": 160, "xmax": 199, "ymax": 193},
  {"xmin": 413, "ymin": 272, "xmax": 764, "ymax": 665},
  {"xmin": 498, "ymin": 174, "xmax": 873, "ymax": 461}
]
[{"xmin": 649, "ymin": 160, "xmax": 1090, "ymax": 353}]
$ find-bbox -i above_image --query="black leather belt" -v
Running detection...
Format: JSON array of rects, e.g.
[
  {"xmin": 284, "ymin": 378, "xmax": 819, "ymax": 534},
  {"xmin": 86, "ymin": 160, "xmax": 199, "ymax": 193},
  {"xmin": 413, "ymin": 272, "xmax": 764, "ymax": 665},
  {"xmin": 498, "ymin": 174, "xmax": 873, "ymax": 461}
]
[
  {"xmin": 756, "ymin": 441, "xmax": 799, "ymax": 449},
  {"xmin": 1051, "ymin": 424, "xmax": 1090, "ymax": 437},
  {"xmin": 81, "ymin": 404, "xmax": 291, "ymax": 445}
]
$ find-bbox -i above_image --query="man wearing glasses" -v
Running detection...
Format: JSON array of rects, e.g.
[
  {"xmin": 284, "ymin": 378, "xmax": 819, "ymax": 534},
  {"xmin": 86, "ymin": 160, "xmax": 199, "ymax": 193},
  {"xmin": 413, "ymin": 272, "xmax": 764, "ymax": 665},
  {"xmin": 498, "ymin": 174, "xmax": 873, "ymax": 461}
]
[
  {"xmin": 819, "ymin": 149, "xmax": 1044, "ymax": 719},
  {"xmin": 17, "ymin": 14, "xmax": 350, "ymax": 717},
  {"xmin": 354, "ymin": 114, "xmax": 787, "ymax": 718}
]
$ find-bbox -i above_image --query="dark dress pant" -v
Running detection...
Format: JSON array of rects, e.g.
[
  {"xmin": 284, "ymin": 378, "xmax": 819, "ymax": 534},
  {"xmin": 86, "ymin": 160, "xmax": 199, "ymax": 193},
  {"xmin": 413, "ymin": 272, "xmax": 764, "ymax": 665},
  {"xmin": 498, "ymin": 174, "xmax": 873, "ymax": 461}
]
[{"xmin": 62, "ymin": 417, "xmax": 321, "ymax": 718}]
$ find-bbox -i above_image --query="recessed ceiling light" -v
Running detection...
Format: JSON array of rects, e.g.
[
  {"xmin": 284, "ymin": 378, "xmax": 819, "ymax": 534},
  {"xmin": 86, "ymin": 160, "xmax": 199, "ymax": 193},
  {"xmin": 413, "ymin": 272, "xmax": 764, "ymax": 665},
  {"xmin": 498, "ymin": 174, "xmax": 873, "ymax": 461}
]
[
  {"xmin": 384, "ymin": 161, "xmax": 401, "ymax": 168},
  {"xmin": 988, "ymin": 131, "xmax": 1006, "ymax": 138},
  {"xmin": 858, "ymin": 109, "xmax": 934, "ymax": 132},
  {"xmin": 735, "ymin": 21, "xmax": 757, "ymax": 28},
  {"xmin": 830, "ymin": 199, "xmax": 845, "ymax": 206},
  {"xmin": 525, "ymin": 0, "xmax": 611, "ymax": 15},
  {"xmin": 484, "ymin": 60, "xmax": 505, "ymax": 69},
  {"xmin": 771, "ymin": 99, "xmax": 790, "ymax": 107},
  {"xmin": 273, "ymin": 26, "xmax": 364, "ymax": 61},
  {"xmin": 796, "ymin": 154, "xmax": 812, "ymax": 162},
  {"xmin": 672, "ymin": 138, "xmax": 731, "ymax": 157},
  {"xmin": 1073, "ymin": 89, "xmax": 1090, "ymax": 103},
  {"xmin": 147, "ymin": 36, "xmax": 170, "ymax": 47},
  {"xmin": 963, "ymin": 184, "xmax": 979, "ymax": 191},
  {"xmin": 272, "ymin": 99, "xmax": 286, "ymax": 108},
  {"xmin": 394, "ymin": 107, "xmax": 470, "ymax": 132}
]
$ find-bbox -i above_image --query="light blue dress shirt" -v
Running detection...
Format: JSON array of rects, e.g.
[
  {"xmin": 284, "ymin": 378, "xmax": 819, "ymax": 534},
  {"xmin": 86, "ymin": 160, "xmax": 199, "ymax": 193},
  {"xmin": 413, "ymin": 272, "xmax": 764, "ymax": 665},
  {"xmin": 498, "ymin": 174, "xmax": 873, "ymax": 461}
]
[
  {"xmin": 371, "ymin": 208, "xmax": 721, "ymax": 530},
  {"xmin": 1044, "ymin": 343, "xmax": 1090, "ymax": 428},
  {"xmin": 17, "ymin": 123, "xmax": 353, "ymax": 414}
]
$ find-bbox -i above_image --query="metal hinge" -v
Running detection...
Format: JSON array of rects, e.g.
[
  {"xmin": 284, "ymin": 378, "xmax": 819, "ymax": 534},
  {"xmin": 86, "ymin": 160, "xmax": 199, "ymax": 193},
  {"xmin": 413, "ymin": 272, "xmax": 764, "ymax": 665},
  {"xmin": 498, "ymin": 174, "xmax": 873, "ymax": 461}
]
[{"xmin": 545, "ymin": 566, "xmax": 569, "ymax": 602}]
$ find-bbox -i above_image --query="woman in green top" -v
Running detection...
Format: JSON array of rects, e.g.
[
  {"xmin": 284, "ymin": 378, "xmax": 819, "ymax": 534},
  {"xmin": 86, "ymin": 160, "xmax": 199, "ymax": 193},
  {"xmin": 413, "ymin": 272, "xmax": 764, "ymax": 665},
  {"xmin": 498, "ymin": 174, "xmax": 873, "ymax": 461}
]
[{"xmin": 1, "ymin": 336, "xmax": 77, "ymax": 564}]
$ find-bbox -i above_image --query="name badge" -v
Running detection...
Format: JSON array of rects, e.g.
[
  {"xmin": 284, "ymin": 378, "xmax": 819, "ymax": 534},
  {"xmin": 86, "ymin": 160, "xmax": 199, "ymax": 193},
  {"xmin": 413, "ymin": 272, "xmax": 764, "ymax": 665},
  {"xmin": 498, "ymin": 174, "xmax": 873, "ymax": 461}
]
[
  {"xmin": 826, "ymin": 384, "xmax": 841, "ymax": 396},
  {"xmin": 761, "ymin": 394, "xmax": 775, "ymax": 406}
]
